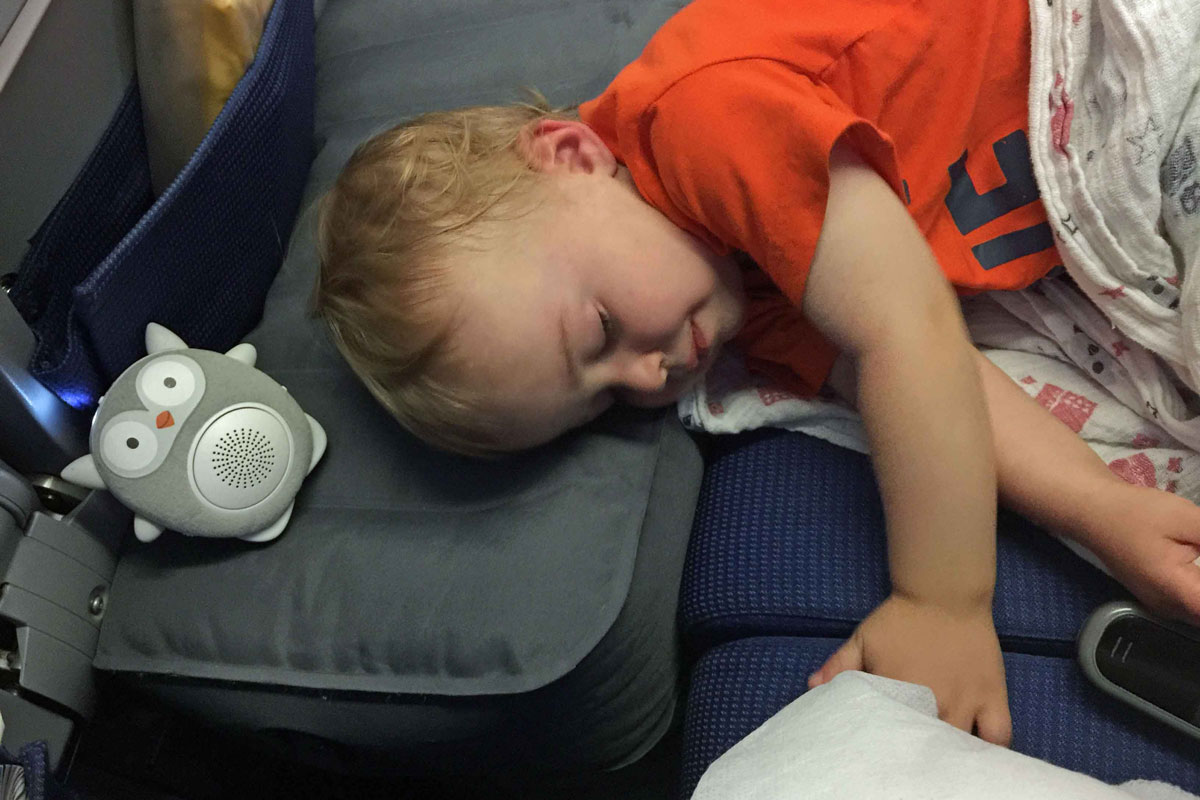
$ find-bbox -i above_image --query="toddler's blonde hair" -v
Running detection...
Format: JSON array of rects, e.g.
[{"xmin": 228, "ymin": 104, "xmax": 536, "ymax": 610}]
[{"xmin": 313, "ymin": 93, "xmax": 577, "ymax": 456}]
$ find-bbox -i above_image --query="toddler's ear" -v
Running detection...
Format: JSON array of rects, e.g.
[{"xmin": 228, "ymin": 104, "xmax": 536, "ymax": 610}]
[{"xmin": 521, "ymin": 119, "xmax": 618, "ymax": 177}]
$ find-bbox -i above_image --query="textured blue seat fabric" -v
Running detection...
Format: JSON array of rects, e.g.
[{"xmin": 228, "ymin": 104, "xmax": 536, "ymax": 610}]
[
  {"xmin": 8, "ymin": 84, "xmax": 151, "ymax": 409},
  {"xmin": 680, "ymin": 429, "xmax": 1129, "ymax": 655},
  {"xmin": 9, "ymin": 0, "xmax": 314, "ymax": 409},
  {"xmin": 679, "ymin": 637, "xmax": 1200, "ymax": 799}
]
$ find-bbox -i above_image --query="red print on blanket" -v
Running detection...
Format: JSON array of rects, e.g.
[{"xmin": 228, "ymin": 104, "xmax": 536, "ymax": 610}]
[
  {"xmin": 1108, "ymin": 453, "xmax": 1157, "ymax": 488},
  {"xmin": 756, "ymin": 386, "xmax": 800, "ymax": 406},
  {"xmin": 1035, "ymin": 384, "xmax": 1097, "ymax": 433},
  {"xmin": 1050, "ymin": 74, "xmax": 1074, "ymax": 156},
  {"xmin": 1131, "ymin": 433, "xmax": 1160, "ymax": 449}
]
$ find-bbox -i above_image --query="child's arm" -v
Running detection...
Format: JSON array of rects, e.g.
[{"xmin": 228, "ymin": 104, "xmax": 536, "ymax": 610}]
[{"xmin": 801, "ymin": 142, "xmax": 1011, "ymax": 745}]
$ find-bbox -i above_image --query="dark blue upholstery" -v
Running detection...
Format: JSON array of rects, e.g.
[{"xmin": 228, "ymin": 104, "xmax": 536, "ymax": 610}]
[
  {"xmin": 676, "ymin": 429, "xmax": 1200, "ymax": 796},
  {"xmin": 680, "ymin": 429, "xmax": 1130, "ymax": 655},
  {"xmin": 9, "ymin": 0, "xmax": 314, "ymax": 409},
  {"xmin": 680, "ymin": 637, "xmax": 1200, "ymax": 799}
]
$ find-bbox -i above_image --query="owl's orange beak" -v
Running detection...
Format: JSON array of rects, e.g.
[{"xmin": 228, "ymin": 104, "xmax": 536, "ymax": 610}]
[{"xmin": 156, "ymin": 411, "xmax": 175, "ymax": 429}]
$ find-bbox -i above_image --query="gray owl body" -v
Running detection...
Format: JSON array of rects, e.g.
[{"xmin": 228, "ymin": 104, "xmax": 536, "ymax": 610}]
[{"xmin": 63, "ymin": 324, "xmax": 326, "ymax": 543}]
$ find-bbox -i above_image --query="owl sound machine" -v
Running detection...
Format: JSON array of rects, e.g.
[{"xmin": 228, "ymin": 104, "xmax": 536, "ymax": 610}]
[{"xmin": 62, "ymin": 323, "xmax": 326, "ymax": 544}]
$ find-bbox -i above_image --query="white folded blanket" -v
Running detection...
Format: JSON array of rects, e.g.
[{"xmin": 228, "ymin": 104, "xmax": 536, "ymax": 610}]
[
  {"xmin": 679, "ymin": 283, "xmax": 1200, "ymax": 503},
  {"xmin": 678, "ymin": 286, "xmax": 1200, "ymax": 574},
  {"xmin": 692, "ymin": 671, "xmax": 1197, "ymax": 800}
]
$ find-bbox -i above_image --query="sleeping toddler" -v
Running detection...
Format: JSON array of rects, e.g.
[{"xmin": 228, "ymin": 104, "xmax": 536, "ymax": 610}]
[{"xmin": 314, "ymin": 0, "xmax": 1200, "ymax": 745}]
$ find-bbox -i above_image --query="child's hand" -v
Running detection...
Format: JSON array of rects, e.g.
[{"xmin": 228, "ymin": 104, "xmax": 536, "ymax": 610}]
[
  {"xmin": 1089, "ymin": 483, "xmax": 1200, "ymax": 625},
  {"xmin": 808, "ymin": 593, "xmax": 1012, "ymax": 747}
]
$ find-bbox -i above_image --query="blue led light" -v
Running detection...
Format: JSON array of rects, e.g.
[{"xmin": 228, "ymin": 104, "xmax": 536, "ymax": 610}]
[{"xmin": 55, "ymin": 387, "xmax": 97, "ymax": 410}]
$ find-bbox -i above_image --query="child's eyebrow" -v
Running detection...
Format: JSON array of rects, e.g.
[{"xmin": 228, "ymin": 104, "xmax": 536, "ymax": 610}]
[{"xmin": 559, "ymin": 311, "xmax": 582, "ymax": 391}]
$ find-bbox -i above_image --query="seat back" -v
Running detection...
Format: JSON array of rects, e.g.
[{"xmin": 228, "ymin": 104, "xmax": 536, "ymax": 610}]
[
  {"xmin": 7, "ymin": 0, "xmax": 314, "ymax": 413},
  {"xmin": 0, "ymin": 0, "xmax": 315, "ymax": 769}
]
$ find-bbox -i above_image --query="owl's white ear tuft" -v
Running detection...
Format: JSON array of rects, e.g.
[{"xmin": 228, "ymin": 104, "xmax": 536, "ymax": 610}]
[
  {"xmin": 306, "ymin": 415, "xmax": 327, "ymax": 473},
  {"xmin": 224, "ymin": 342, "xmax": 257, "ymax": 368},
  {"xmin": 133, "ymin": 516, "xmax": 164, "ymax": 543},
  {"xmin": 242, "ymin": 502, "xmax": 293, "ymax": 543},
  {"xmin": 145, "ymin": 323, "xmax": 188, "ymax": 354},
  {"xmin": 61, "ymin": 455, "xmax": 107, "ymax": 490}
]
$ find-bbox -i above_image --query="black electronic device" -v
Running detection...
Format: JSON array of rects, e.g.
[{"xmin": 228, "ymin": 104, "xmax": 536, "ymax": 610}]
[{"xmin": 1078, "ymin": 601, "xmax": 1200, "ymax": 741}]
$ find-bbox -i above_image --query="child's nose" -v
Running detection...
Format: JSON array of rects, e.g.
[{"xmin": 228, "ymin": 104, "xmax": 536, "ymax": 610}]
[{"xmin": 615, "ymin": 351, "xmax": 668, "ymax": 394}]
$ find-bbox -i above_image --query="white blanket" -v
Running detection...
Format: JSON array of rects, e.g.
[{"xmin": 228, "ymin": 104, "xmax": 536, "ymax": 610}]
[
  {"xmin": 691, "ymin": 671, "xmax": 1198, "ymax": 800},
  {"xmin": 1029, "ymin": 0, "xmax": 1200, "ymax": 393},
  {"xmin": 679, "ymin": 285, "xmax": 1200, "ymax": 503}
]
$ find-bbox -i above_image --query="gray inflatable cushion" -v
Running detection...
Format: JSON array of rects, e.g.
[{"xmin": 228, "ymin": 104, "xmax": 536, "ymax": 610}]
[{"xmin": 95, "ymin": 0, "xmax": 700, "ymax": 768}]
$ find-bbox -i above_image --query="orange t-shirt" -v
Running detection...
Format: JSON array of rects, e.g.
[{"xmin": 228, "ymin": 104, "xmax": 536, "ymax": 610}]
[{"xmin": 579, "ymin": 0, "xmax": 1061, "ymax": 396}]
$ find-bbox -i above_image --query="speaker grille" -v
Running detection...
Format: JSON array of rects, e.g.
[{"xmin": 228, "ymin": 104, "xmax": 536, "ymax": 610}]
[
  {"xmin": 193, "ymin": 406, "xmax": 291, "ymax": 510},
  {"xmin": 211, "ymin": 427, "xmax": 277, "ymax": 489}
]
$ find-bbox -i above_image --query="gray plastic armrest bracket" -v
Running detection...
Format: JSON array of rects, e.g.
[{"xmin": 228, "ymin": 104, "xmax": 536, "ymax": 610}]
[{"xmin": 0, "ymin": 455, "xmax": 127, "ymax": 771}]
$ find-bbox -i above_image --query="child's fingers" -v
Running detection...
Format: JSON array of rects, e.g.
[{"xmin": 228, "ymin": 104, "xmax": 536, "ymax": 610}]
[
  {"xmin": 1172, "ymin": 533, "xmax": 1200, "ymax": 564},
  {"xmin": 808, "ymin": 635, "xmax": 863, "ymax": 689},
  {"xmin": 974, "ymin": 704, "xmax": 1013, "ymax": 748},
  {"xmin": 939, "ymin": 706, "xmax": 974, "ymax": 734},
  {"xmin": 1167, "ymin": 564, "xmax": 1200, "ymax": 624},
  {"xmin": 1147, "ymin": 548, "xmax": 1200, "ymax": 624}
]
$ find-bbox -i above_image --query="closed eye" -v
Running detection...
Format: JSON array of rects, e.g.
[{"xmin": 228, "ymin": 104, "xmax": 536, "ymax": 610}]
[{"xmin": 597, "ymin": 308, "xmax": 618, "ymax": 358}]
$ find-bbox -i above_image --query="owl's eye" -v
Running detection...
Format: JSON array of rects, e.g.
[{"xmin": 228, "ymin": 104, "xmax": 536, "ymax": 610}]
[
  {"xmin": 139, "ymin": 359, "xmax": 196, "ymax": 407},
  {"xmin": 101, "ymin": 420, "xmax": 159, "ymax": 473}
]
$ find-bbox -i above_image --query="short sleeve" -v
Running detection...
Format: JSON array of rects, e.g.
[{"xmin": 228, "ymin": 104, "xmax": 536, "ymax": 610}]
[
  {"xmin": 647, "ymin": 58, "xmax": 901, "ymax": 309},
  {"xmin": 643, "ymin": 60, "xmax": 901, "ymax": 394}
]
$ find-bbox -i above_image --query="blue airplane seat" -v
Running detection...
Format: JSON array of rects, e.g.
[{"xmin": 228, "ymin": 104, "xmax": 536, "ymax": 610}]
[
  {"xmin": 679, "ymin": 636, "xmax": 1200, "ymax": 798},
  {"xmin": 0, "ymin": 0, "xmax": 705, "ymax": 777},
  {"xmin": 676, "ymin": 429, "xmax": 1200, "ymax": 796},
  {"xmin": 7, "ymin": 0, "xmax": 314, "ymax": 411},
  {"xmin": 5, "ymin": 0, "xmax": 1192, "ymax": 790}
]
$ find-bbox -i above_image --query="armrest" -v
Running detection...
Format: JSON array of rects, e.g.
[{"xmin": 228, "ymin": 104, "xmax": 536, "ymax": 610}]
[
  {"xmin": 0, "ymin": 286, "xmax": 88, "ymax": 476},
  {"xmin": 0, "ymin": 453, "xmax": 127, "ymax": 772}
]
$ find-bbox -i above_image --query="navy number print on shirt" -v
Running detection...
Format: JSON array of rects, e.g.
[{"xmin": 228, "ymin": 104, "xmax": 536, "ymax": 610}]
[{"xmin": 943, "ymin": 130, "xmax": 1055, "ymax": 270}]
